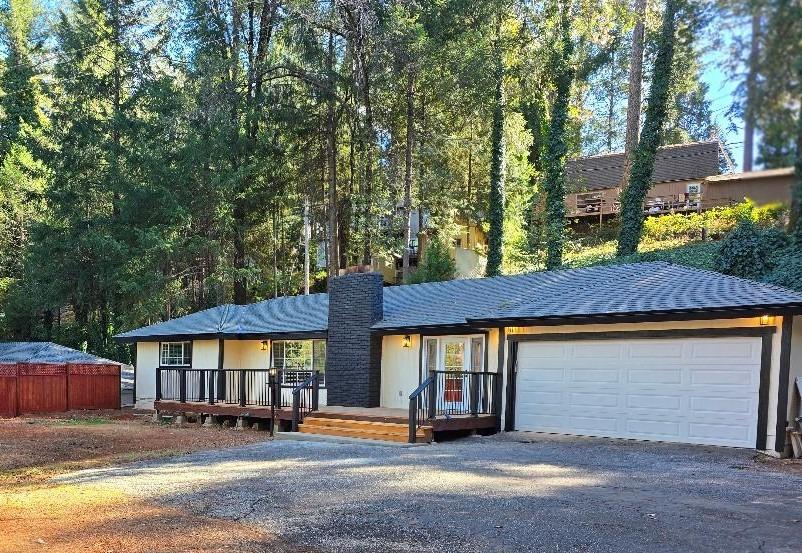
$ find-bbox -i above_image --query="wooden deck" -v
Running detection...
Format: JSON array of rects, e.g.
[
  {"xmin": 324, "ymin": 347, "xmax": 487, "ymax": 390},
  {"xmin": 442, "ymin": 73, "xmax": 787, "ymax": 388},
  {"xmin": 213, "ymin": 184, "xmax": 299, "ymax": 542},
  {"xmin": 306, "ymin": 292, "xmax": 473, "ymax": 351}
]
[{"xmin": 154, "ymin": 401, "xmax": 497, "ymax": 432}]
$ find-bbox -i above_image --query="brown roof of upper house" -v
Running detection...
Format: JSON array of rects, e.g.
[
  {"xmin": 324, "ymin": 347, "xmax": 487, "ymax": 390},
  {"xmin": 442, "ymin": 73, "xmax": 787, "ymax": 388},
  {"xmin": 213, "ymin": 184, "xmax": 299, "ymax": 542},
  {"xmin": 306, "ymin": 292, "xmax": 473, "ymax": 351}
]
[{"xmin": 566, "ymin": 141, "xmax": 720, "ymax": 192}]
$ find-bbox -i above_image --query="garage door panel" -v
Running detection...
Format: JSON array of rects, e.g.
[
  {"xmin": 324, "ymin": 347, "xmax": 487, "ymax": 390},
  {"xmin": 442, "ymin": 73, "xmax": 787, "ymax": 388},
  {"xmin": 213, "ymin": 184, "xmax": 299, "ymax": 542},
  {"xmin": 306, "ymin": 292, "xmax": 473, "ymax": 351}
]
[
  {"xmin": 570, "ymin": 343, "xmax": 624, "ymax": 359},
  {"xmin": 571, "ymin": 368, "xmax": 619, "ymax": 384},
  {"xmin": 517, "ymin": 344, "xmax": 567, "ymax": 361},
  {"xmin": 515, "ymin": 336, "xmax": 762, "ymax": 448},
  {"xmin": 626, "ymin": 393, "xmax": 682, "ymax": 410},
  {"xmin": 628, "ymin": 368, "xmax": 683, "ymax": 385}
]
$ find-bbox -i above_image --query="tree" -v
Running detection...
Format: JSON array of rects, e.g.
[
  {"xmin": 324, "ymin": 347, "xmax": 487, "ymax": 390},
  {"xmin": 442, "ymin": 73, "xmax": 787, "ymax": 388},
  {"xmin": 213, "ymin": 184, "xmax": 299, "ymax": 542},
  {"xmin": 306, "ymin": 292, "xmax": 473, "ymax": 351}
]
[
  {"xmin": 622, "ymin": 0, "xmax": 647, "ymax": 178},
  {"xmin": 541, "ymin": 0, "xmax": 573, "ymax": 270},
  {"xmin": 617, "ymin": 0, "xmax": 679, "ymax": 256},
  {"xmin": 486, "ymin": 22, "xmax": 505, "ymax": 277},
  {"xmin": 406, "ymin": 234, "xmax": 455, "ymax": 283}
]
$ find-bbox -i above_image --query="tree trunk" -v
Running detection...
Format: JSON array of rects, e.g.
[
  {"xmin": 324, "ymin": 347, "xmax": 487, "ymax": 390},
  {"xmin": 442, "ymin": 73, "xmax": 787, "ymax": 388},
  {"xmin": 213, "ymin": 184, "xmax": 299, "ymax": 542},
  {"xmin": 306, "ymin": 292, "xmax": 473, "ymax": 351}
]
[
  {"xmin": 743, "ymin": 12, "xmax": 760, "ymax": 172},
  {"xmin": 326, "ymin": 30, "xmax": 339, "ymax": 280},
  {"xmin": 617, "ymin": 0, "xmax": 679, "ymax": 256},
  {"xmin": 622, "ymin": 0, "xmax": 647, "ymax": 186},
  {"xmin": 401, "ymin": 69, "xmax": 415, "ymax": 282},
  {"xmin": 485, "ymin": 34, "xmax": 506, "ymax": 277},
  {"xmin": 542, "ymin": 4, "xmax": 573, "ymax": 270}
]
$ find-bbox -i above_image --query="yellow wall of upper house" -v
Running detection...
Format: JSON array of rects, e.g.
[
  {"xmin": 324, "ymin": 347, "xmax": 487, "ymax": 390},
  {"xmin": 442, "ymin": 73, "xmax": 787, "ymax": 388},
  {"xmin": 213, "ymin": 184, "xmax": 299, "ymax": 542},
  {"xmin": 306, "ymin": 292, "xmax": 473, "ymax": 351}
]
[{"xmin": 503, "ymin": 316, "xmax": 786, "ymax": 452}]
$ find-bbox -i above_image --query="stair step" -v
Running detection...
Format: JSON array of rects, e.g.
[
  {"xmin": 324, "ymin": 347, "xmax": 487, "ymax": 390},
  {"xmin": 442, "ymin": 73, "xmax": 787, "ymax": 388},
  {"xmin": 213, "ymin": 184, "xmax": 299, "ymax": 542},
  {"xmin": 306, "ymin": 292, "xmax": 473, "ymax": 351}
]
[
  {"xmin": 301, "ymin": 419, "xmax": 429, "ymax": 439},
  {"xmin": 303, "ymin": 416, "xmax": 424, "ymax": 432},
  {"xmin": 299, "ymin": 424, "xmax": 431, "ymax": 443}
]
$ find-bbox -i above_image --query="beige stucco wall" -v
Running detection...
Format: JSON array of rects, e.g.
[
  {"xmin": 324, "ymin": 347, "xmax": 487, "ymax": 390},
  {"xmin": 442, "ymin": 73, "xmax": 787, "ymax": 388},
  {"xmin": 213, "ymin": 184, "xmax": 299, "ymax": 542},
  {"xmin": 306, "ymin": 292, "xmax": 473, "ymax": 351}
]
[
  {"xmin": 788, "ymin": 316, "xmax": 802, "ymax": 444},
  {"xmin": 381, "ymin": 334, "xmax": 421, "ymax": 409},
  {"xmin": 503, "ymin": 316, "xmax": 785, "ymax": 452},
  {"xmin": 135, "ymin": 341, "xmax": 159, "ymax": 410},
  {"xmin": 221, "ymin": 339, "xmax": 270, "ymax": 370},
  {"xmin": 192, "ymin": 339, "xmax": 219, "ymax": 370}
]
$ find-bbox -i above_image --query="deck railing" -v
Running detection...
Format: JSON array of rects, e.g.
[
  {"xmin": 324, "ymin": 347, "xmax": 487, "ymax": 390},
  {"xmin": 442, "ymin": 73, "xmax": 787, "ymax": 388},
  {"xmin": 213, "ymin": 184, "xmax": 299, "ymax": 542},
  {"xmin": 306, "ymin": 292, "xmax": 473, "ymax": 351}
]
[
  {"xmin": 408, "ymin": 370, "xmax": 500, "ymax": 443},
  {"xmin": 156, "ymin": 367, "xmax": 314, "ymax": 411},
  {"xmin": 291, "ymin": 371, "xmax": 320, "ymax": 431}
]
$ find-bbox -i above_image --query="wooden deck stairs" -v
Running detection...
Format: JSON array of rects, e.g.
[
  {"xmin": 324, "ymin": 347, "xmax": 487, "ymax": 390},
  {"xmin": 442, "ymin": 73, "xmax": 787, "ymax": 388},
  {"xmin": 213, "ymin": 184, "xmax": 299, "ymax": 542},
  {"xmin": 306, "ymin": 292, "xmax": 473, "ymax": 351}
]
[{"xmin": 298, "ymin": 411, "xmax": 432, "ymax": 443}]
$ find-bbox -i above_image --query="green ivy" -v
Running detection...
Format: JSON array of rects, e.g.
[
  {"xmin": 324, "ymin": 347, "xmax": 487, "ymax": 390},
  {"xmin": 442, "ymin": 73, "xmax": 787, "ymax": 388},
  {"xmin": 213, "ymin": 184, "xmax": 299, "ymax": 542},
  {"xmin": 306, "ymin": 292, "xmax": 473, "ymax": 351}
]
[
  {"xmin": 617, "ymin": 0, "xmax": 679, "ymax": 256},
  {"xmin": 712, "ymin": 220, "xmax": 789, "ymax": 280},
  {"xmin": 486, "ymin": 48, "xmax": 506, "ymax": 278},
  {"xmin": 541, "ymin": 3, "xmax": 573, "ymax": 270}
]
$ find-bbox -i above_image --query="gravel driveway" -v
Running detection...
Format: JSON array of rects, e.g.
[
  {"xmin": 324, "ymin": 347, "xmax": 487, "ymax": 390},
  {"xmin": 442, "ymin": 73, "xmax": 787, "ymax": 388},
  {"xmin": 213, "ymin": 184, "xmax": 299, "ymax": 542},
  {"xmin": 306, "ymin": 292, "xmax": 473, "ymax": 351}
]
[{"xmin": 59, "ymin": 433, "xmax": 802, "ymax": 553}]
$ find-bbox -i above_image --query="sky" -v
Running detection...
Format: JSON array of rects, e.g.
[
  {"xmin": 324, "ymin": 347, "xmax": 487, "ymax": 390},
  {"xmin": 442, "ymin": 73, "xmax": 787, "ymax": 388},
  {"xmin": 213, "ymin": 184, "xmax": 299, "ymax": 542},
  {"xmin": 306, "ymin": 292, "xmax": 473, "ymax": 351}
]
[{"xmin": 700, "ymin": 21, "xmax": 748, "ymax": 172}]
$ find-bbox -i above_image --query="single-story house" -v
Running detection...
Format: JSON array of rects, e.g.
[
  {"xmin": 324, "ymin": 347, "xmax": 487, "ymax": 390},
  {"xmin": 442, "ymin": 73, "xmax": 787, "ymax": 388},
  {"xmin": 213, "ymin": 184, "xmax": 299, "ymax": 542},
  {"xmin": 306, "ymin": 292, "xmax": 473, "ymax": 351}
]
[
  {"xmin": 115, "ymin": 262, "xmax": 802, "ymax": 454},
  {"xmin": 702, "ymin": 167, "xmax": 796, "ymax": 208}
]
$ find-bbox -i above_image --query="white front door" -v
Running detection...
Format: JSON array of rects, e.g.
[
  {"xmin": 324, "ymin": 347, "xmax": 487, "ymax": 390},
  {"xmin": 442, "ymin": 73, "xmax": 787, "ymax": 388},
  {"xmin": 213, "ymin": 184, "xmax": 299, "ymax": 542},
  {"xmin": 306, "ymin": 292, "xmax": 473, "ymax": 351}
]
[
  {"xmin": 514, "ymin": 336, "xmax": 763, "ymax": 448},
  {"xmin": 440, "ymin": 338, "xmax": 470, "ymax": 410}
]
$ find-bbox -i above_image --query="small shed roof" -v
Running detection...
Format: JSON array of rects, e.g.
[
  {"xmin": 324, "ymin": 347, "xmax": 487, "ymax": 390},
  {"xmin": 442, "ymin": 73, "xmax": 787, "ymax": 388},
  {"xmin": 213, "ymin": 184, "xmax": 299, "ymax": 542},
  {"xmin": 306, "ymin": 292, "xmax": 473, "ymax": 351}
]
[{"xmin": 0, "ymin": 342, "xmax": 121, "ymax": 365}]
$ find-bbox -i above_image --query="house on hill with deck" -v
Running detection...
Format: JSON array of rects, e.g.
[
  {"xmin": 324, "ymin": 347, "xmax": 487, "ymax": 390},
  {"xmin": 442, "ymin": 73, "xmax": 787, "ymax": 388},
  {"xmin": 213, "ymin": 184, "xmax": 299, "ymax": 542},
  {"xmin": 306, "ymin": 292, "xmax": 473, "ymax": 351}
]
[{"xmin": 116, "ymin": 262, "xmax": 802, "ymax": 455}]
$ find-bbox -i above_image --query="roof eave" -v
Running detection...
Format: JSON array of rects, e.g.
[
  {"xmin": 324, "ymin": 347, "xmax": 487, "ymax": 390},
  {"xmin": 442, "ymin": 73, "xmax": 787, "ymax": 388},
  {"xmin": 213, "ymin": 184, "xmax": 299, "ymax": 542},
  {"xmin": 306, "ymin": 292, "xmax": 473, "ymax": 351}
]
[{"xmin": 465, "ymin": 303, "xmax": 802, "ymax": 328}]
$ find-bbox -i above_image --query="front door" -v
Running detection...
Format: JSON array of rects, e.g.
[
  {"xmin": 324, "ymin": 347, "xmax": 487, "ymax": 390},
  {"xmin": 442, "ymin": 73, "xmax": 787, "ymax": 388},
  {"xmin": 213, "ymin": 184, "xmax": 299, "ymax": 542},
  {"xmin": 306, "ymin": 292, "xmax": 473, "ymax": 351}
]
[{"xmin": 440, "ymin": 338, "xmax": 469, "ymax": 407}]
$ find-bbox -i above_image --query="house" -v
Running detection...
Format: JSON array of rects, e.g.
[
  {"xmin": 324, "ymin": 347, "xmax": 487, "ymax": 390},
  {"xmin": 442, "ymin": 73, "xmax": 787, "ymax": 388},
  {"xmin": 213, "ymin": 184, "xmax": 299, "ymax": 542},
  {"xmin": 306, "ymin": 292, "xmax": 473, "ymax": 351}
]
[
  {"xmin": 372, "ymin": 211, "xmax": 488, "ymax": 284},
  {"xmin": 565, "ymin": 141, "xmax": 721, "ymax": 220},
  {"xmin": 115, "ymin": 262, "xmax": 802, "ymax": 455},
  {"xmin": 0, "ymin": 342, "xmax": 122, "ymax": 416}
]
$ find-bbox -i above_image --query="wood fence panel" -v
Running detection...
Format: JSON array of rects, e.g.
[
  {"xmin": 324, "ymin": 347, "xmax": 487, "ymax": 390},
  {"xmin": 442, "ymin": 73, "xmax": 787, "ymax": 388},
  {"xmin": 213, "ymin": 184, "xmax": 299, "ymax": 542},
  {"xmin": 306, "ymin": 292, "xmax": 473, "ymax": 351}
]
[
  {"xmin": 17, "ymin": 363, "xmax": 68, "ymax": 413},
  {"xmin": 68, "ymin": 364, "xmax": 121, "ymax": 410},
  {"xmin": 0, "ymin": 364, "xmax": 17, "ymax": 418}
]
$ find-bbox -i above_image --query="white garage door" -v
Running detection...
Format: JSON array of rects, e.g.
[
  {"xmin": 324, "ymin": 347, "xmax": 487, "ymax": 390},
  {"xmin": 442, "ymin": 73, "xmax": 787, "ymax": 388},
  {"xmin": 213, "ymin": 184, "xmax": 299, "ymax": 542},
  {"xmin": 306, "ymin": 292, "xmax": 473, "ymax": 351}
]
[{"xmin": 514, "ymin": 336, "xmax": 763, "ymax": 448}]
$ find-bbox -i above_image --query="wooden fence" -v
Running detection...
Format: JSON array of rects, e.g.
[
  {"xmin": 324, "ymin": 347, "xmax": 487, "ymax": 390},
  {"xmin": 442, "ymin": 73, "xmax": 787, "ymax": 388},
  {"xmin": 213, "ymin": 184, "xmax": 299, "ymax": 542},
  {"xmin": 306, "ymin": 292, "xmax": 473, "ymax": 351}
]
[{"xmin": 0, "ymin": 362, "xmax": 120, "ymax": 417}]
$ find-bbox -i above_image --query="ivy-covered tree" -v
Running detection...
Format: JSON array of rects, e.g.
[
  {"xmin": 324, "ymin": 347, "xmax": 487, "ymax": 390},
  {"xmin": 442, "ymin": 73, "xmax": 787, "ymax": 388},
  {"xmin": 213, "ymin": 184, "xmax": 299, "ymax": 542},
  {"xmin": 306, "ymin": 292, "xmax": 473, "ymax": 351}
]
[
  {"xmin": 617, "ymin": 0, "xmax": 679, "ymax": 256},
  {"xmin": 541, "ymin": 0, "xmax": 573, "ymax": 270},
  {"xmin": 485, "ymin": 30, "xmax": 506, "ymax": 277}
]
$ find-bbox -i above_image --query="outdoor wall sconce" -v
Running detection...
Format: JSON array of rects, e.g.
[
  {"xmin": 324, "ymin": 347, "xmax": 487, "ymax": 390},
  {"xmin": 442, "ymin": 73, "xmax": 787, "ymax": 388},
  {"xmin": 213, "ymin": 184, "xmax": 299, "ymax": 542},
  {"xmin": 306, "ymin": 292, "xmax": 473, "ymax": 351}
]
[
  {"xmin": 260, "ymin": 340, "xmax": 269, "ymax": 351},
  {"xmin": 402, "ymin": 335, "xmax": 411, "ymax": 348},
  {"xmin": 759, "ymin": 315, "xmax": 774, "ymax": 326}
]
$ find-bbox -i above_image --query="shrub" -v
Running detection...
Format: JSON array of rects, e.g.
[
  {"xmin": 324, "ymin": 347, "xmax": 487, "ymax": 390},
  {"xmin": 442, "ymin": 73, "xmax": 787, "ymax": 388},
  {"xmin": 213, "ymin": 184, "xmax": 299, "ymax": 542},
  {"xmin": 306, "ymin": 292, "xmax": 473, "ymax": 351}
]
[
  {"xmin": 764, "ymin": 246, "xmax": 802, "ymax": 292},
  {"xmin": 712, "ymin": 220, "xmax": 789, "ymax": 280},
  {"xmin": 406, "ymin": 235, "xmax": 456, "ymax": 284}
]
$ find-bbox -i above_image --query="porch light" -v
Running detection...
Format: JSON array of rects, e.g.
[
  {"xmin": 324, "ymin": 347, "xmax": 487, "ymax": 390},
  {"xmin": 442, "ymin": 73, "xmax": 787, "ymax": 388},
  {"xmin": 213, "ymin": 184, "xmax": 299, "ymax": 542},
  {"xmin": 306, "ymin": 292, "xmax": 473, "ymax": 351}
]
[
  {"xmin": 268, "ymin": 367, "xmax": 278, "ymax": 377},
  {"xmin": 260, "ymin": 340, "xmax": 269, "ymax": 351},
  {"xmin": 759, "ymin": 315, "xmax": 774, "ymax": 326},
  {"xmin": 402, "ymin": 335, "xmax": 411, "ymax": 348}
]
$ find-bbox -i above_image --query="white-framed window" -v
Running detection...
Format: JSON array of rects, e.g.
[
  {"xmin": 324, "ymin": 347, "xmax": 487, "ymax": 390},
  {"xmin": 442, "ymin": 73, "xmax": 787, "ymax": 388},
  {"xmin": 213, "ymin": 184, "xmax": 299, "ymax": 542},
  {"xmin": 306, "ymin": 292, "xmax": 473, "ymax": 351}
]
[
  {"xmin": 272, "ymin": 339, "xmax": 326, "ymax": 386},
  {"xmin": 422, "ymin": 335, "xmax": 485, "ymax": 374},
  {"xmin": 160, "ymin": 341, "xmax": 192, "ymax": 367}
]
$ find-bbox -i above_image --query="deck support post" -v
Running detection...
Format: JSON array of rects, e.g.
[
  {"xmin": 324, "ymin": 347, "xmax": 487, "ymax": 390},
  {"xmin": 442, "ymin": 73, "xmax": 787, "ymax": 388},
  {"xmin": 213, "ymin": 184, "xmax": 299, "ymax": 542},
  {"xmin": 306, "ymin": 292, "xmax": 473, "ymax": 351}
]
[
  {"xmin": 234, "ymin": 416, "xmax": 248, "ymax": 430},
  {"xmin": 152, "ymin": 410, "xmax": 162, "ymax": 423},
  {"xmin": 238, "ymin": 370, "xmax": 246, "ymax": 407},
  {"xmin": 179, "ymin": 370, "xmax": 187, "ymax": 403},
  {"xmin": 174, "ymin": 413, "xmax": 187, "ymax": 426},
  {"xmin": 427, "ymin": 370, "xmax": 437, "ymax": 420},
  {"xmin": 202, "ymin": 414, "xmax": 219, "ymax": 427},
  {"xmin": 155, "ymin": 368, "xmax": 162, "ymax": 401},
  {"xmin": 470, "ymin": 372, "xmax": 480, "ymax": 417}
]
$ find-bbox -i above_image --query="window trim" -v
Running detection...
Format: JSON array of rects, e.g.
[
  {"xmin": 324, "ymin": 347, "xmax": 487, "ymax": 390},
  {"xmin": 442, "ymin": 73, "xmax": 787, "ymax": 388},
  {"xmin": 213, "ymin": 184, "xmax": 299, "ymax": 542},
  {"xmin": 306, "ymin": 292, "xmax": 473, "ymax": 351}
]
[
  {"xmin": 159, "ymin": 341, "xmax": 192, "ymax": 367},
  {"xmin": 421, "ymin": 334, "xmax": 486, "ymax": 376},
  {"xmin": 271, "ymin": 339, "xmax": 327, "ymax": 388}
]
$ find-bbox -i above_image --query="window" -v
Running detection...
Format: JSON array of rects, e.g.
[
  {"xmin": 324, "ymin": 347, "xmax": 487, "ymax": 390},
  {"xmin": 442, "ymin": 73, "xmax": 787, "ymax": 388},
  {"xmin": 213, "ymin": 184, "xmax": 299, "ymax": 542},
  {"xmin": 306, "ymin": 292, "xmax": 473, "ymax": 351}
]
[
  {"xmin": 272, "ymin": 340, "xmax": 326, "ymax": 386},
  {"xmin": 160, "ymin": 342, "xmax": 191, "ymax": 367}
]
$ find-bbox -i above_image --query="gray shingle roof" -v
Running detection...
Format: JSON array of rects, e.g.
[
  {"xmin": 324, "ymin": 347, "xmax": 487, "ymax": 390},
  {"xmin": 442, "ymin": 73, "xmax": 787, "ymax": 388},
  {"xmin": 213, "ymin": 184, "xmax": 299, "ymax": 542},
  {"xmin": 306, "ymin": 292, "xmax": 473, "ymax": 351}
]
[
  {"xmin": 113, "ymin": 262, "xmax": 802, "ymax": 340},
  {"xmin": 0, "ymin": 342, "xmax": 121, "ymax": 365},
  {"xmin": 566, "ymin": 141, "xmax": 720, "ymax": 192},
  {"xmin": 114, "ymin": 293, "xmax": 329, "ymax": 342}
]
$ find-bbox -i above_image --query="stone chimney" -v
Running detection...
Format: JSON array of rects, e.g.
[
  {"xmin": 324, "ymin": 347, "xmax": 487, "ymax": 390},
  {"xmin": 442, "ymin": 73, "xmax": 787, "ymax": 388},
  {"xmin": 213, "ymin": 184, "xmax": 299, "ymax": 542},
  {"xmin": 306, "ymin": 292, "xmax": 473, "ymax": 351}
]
[{"xmin": 325, "ymin": 270, "xmax": 384, "ymax": 407}]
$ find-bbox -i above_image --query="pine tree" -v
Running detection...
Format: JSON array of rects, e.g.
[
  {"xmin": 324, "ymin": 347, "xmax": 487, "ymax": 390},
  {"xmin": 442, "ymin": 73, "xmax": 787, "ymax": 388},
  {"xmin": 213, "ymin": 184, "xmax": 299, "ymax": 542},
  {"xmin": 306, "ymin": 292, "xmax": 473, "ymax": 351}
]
[{"xmin": 616, "ymin": 0, "xmax": 679, "ymax": 256}]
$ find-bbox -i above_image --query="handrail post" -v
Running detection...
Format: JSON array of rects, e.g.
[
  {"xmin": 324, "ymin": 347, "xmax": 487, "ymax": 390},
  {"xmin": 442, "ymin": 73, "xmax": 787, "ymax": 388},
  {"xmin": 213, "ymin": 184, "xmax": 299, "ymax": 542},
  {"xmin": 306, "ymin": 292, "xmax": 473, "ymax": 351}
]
[
  {"xmin": 470, "ymin": 371, "xmax": 480, "ymax": 416},
  {"xmin": 408, "ymin": 396, "xmax": 418, "ymax": 443},
  {"xmin": 239, "ymin": 369, "xmax": 246, "ymax": 407},
  {"xmin": 312, "ymin": 371, "xmax": 320, "ymax": 411},
  {"xmin": 427, "ymin": 370, "xmax": 437, "ymax": 420},
  {"xmin": 292, "ymin": 391, "xmax": 300, "ymax": 432},
  {"xmin": 156, "ymin": 368, "xmax": 162, "ymax": 401},
  {"xmin": 208, "ymin": 370, "xmax": 215, "ymax": 405},
  {"xmin": 179, "ymin": 369, "xmax": 186, "ymax": 403}
]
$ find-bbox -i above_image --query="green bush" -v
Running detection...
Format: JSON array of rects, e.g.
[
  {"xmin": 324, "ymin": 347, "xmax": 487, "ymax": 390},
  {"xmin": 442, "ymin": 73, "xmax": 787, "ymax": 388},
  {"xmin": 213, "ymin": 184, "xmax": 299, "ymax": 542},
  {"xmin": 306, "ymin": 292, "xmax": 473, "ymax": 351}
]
[
  {"xmin": 712, "ymin": 220, "xmax": 789, "ymax": 280},
  {"xmin": 764, "ymin": 246, "xmax": 802, "ymax": 291},
  {"xmin": 406, "ymin": 236, "xmax": 456, "ymax": 284},
  {"xmin": 641, "ymin": 200, "xmax": 786, "ymax": 243}
]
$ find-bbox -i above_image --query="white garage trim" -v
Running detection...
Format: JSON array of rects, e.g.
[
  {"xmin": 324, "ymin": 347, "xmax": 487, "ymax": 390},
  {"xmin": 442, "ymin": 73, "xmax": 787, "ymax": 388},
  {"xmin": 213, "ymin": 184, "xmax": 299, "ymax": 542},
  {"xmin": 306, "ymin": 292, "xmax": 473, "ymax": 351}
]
[{"xmin": 505, "ymin": 327, "xmax": 775, "ymax": 449}]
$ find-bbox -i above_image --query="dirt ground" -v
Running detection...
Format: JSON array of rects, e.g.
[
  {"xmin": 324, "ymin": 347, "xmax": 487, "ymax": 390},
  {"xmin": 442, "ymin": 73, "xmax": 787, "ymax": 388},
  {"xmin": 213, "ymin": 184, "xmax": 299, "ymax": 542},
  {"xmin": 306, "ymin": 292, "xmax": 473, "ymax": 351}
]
[{"xmin": 0, "ymin": 412, "xmax": 308, "ymax": 553}]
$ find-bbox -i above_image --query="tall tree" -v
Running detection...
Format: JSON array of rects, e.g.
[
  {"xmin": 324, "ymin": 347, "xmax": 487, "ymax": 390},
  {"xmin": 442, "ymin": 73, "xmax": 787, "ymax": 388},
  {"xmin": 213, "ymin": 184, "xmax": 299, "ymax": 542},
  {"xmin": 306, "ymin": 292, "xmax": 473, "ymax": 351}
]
[
  {"xmin": 541, "ymin": 0, "xmax": 573, "ymax": 270},
  {"xmin": 485, "ymin": 19, "xmax": 505, "ymax": 277},
  {"xmin": 743, "ymin": 10, "xmax": 761, "ymax": 171},
  {"xmin": 622, "ymin": 0, "xmax": 647, "ymax": 178},
  {"xmin": 617, "ymin": 0, "xmax": 679, "ymax": 256}
]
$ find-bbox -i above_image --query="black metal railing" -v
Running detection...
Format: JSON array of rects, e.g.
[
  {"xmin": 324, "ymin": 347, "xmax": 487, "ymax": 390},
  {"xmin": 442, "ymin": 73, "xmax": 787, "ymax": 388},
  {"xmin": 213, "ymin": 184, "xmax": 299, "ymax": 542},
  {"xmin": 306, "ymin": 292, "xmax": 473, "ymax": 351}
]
[
  {"xmin": 408, "ymin": 370, "xmax": 500, "ymax": 443},
  {"xmin": 156, "ymin": 368, "xmax": 315, "ymax": 412},
  {"xmin": 291, "ymin": 371, "xmax": 320, "ymax": 432}
]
